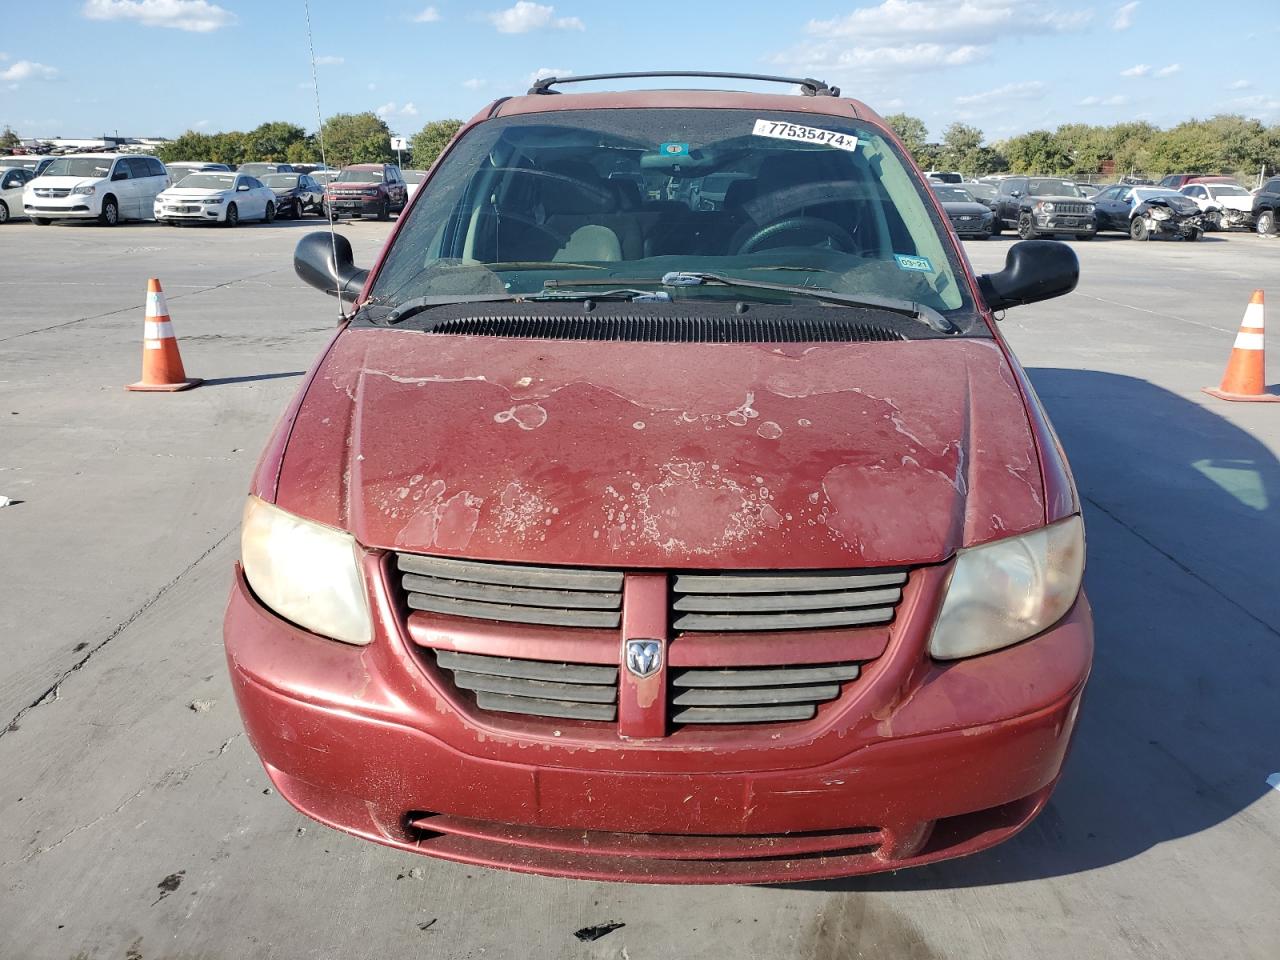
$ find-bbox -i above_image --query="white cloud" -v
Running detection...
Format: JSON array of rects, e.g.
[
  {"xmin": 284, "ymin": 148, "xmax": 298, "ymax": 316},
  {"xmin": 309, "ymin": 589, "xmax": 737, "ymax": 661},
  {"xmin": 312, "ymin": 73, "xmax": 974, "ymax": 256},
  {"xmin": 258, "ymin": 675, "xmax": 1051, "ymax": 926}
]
[
  {"xmin": 1155, "ymin": 63, "xmax": 1181, "ymax": 78},
  {"xmin": 462, "ymin": 78, "xmax": 486, "ymax": 89},
  {"xmin": 194, "ymin": 119, "xmax": 209, "ymax": 128},
  {"xmin": 774, "ymin": 2, "xmax": 1087, "ymax": 82},
  {"xmin": 413, "ymin": 5, "xmax": 440, "ymax": 21},
  {"xmin": 487, "ymin": 2, "xmax": 584, "ymax": 33},
  {"xmin": 82, "ymin": 0, "xmax": 236, "ymax": 32},
  {"xmin": 1228, "ymin": 79, "xmax": 1252, "ymax": 90},
  {"xmin": 1112, "ymin": 1, "xmax": 1138, "ymax": 29},
  {"xmin": 1, "ymin": 60, "xmax": 58, "ymax": 82},
  {"xmin": 528, "ymin": 66, "xmax": 571, "ymax": 86},
  {"xmin": 314, "ymin": 55, "xmax": 344, "ymax": 66},
  {"xmin": 1228, "ymin": 94, "xmax": 1280, "ymax": 118},
  {"xmin": 1120, "ymin": 63, "xmax": 1151, "ymax": 77},
  {"xmin": 367, "ymin": 82, "xmax": 377, "ymax": 91},
  {"xmin": 375, "ymin": 101, "xmax": 418, "ymax": 119},
  {"xmin": 954, "ymin": 80, "xmax": 1045, "ymax": 105},
  {"xmin": 1079, "ymin": 94, "xmax": 1130, "ymax": 107}
]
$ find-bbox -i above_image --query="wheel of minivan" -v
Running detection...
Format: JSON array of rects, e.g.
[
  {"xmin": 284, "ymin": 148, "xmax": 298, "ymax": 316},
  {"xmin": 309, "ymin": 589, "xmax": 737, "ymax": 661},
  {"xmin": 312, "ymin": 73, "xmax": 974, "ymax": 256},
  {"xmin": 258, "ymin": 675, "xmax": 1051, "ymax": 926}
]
[
  {"xmin": 1257, "ymin": 210, "xmax": 1277, "ymax": 236},
  {"xmin": 98, "ymin": 197, "xmax": 119, "ymax": 226},
  {"xmin": 1017, "ymin": 213, "xmax": 1038, "ymax": 240},
  {"xmin": 224, "ymin": 203, "xmax": 239, "ymax": 228},
  {"xmin": 264, "ymin": 202, "xmax": 276, "ymax": 223},
  {"xmin": 0, "ymin": 201, "xmax": 9, "ymax": 224},
  {"xmin": 1130, "ymin": 216, "xmax": 1150, "ymax": 241}
]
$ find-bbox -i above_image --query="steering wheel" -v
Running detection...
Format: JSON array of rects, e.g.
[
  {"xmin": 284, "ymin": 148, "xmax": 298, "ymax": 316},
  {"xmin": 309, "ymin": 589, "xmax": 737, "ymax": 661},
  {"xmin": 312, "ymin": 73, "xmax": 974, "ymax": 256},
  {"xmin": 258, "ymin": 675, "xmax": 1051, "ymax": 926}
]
[{"xmin": 736, "ymin": 216, "xmax": 857, "ymax": 255}]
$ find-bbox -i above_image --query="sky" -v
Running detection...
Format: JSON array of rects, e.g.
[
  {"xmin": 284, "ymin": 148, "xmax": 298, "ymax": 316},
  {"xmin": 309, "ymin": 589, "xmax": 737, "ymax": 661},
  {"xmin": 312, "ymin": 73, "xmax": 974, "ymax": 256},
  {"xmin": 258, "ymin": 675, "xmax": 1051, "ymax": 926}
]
[{"xmin": 3, "ymin": 0, "xmax": 1279, "ymax": 143}]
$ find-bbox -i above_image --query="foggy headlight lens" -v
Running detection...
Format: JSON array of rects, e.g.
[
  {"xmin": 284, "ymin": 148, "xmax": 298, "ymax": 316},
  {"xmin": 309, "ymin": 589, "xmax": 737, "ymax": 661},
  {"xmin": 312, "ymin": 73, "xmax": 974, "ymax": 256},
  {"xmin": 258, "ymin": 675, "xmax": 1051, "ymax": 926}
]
[
  {"xmin": 241, "ymin": 496, "xmax": 372, "ymax": 645},
  {"xmin": 928, "ymin": 516, "xmax": 1085, "ymax": 660}
]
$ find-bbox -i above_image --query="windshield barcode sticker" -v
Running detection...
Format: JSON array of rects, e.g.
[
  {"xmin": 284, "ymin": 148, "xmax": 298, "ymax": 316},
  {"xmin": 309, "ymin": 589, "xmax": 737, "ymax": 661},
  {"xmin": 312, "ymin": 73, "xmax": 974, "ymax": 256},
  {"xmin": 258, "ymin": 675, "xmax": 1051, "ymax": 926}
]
[{"xmin": 752, "ymin": 119, "xmax": 859, "ymax": 151}]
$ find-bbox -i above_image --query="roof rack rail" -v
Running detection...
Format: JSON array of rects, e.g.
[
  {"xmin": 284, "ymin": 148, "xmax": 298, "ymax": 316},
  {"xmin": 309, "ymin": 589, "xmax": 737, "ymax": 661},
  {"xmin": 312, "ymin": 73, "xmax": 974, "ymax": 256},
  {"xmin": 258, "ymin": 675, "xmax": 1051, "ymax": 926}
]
[{"xmin": 527, "ymin": 71, "xmax": 841, "ymax": 98}]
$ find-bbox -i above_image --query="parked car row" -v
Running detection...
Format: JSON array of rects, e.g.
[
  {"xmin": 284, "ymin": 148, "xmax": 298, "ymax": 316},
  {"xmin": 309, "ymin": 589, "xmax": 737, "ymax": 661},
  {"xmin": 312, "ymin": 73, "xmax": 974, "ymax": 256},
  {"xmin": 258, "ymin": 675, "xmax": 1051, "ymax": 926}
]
[
  {"xmin": 0, "ymin": 152, "xmax": 414, "ymax": 227},
  {"xmin": 929, "ymin": 172, "xmax": 1280, "ymax": 243}
]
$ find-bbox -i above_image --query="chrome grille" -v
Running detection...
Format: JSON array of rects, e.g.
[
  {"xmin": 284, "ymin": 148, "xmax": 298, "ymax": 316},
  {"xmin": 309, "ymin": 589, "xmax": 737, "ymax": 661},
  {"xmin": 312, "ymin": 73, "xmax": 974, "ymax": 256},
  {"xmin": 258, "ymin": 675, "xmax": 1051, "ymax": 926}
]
[
  {"xmin": 34, "ymin": 187, "xmax": 71, "ymax": 198},
  {"xmin": 671, "ymin": 663, "xmax": 860, "ymax": 724},
  {"xmin": 671, "ymin": 570, "xmax": 907, "ymax": 632},
  {"xmin": 434, "ymin": 650, "xmax": 618, "ymax": 722},
  {"xmin": 396, "ymin": 553, "xmax": 622, "ymax": 628}
]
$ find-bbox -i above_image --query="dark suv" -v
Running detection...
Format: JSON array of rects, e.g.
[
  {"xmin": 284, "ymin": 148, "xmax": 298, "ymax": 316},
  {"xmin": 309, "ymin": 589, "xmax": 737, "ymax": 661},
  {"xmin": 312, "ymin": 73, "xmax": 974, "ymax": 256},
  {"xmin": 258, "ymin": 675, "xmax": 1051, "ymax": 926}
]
[
  {"xmin": 323, "ymin": 163, "xmax": 408, "ymax": 221},
  {"xmin": 994, "ymin": 176, "xmax": 1096, "ymax": 240},
  {"xmin": 1253, "ymin": 177, "xmax": 1280, "ymax": 236}
]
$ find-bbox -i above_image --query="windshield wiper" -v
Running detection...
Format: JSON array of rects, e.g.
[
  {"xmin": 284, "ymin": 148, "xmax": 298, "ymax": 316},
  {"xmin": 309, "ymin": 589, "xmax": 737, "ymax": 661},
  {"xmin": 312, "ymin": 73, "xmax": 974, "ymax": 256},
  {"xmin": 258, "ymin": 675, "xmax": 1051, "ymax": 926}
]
[
  {"xmin": 361, "ymin": 293, "xmax": 519, "ymax": 326},
  {"xmin": 546, "ymin": 271, "xmax": 959, "ymax": 333}
]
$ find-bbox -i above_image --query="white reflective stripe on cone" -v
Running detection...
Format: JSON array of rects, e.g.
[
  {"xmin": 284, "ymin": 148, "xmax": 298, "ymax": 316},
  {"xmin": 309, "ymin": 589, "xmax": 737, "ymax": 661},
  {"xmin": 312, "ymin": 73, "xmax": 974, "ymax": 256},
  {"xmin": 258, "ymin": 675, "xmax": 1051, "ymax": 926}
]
[
  {"xmin": 1241, "ymin": 302, "xmax": 1265, "ymax": 329},
  {"xmin": 145, "ymin": 291, "xmax": 169, "ymax": 318},
  {"xmin": 1232, "ymin": 332, "xmax": 1265, "ymax": 350},
  {"xmin": 144, "ymin": 320, "xmax": 175, "ymax": 340},
  {"xmin": 145, "ymin": 341, "xmax": 164, "ymax": 350}
]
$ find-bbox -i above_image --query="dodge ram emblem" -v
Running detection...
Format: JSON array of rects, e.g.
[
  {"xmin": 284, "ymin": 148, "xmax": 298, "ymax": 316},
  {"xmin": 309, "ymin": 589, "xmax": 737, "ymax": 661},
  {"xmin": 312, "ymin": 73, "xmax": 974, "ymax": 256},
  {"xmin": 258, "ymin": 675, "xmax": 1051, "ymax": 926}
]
[{"xmin": 625, "ymin": 639, "xmax": 662, "ymax": 679}]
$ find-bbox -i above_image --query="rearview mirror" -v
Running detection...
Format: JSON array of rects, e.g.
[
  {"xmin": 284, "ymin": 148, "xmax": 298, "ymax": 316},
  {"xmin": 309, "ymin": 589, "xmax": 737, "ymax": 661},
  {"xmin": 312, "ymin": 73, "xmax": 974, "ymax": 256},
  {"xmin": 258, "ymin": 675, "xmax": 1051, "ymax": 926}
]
[
  {"xmin": 976, "ymin": 240, "xmax": 1078, "ymax": 312},
  {"xmin": 294, "ymin": 231, "xmax": 368, "ymax": 303}
]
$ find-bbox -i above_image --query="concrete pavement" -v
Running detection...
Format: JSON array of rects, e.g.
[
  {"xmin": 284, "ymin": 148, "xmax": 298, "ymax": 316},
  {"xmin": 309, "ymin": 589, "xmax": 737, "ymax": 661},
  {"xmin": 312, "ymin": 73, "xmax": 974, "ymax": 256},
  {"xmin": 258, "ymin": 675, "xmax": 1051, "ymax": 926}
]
[{"xmin": 1, "ymin": 220, "xmax": 1278, "ymax": 959}]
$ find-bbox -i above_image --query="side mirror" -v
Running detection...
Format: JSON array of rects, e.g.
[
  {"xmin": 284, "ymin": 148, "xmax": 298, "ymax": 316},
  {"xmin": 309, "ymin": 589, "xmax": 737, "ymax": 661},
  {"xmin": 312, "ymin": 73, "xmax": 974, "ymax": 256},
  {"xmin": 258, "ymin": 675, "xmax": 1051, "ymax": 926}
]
[
  {"xmin": 294, "ymin": 231, "xmax": 368, "ymax": 303},
  {"xmin": 977, "ymin": 240, "xmax": 1078, "ymax": 312},
  {"xmin": 238, "ymin": 183, "xmax": 251, "ymax": 191},
  {"xmin": 111, "ymin": 171, "xmax": 128, "ymax": 181},
  {"xmin": 1009, "ymin": 190, "xmax": 1022, "ymax": 198}
]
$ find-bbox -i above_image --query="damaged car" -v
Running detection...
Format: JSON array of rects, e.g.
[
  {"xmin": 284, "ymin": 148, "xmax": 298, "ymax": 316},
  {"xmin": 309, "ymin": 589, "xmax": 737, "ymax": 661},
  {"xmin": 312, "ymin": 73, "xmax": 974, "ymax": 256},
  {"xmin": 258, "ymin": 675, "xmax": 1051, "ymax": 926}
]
[
  {"xmin": 1179, "ymin": 180, "xmax": 1254, "ymax": 231},
  {"xmin": 225, "ymin": 71, "xmax": 1092, "ymax": 884},
  {"xmin": 1093, "ymin": 185, "xmax": 1205, "ymax": 240}
]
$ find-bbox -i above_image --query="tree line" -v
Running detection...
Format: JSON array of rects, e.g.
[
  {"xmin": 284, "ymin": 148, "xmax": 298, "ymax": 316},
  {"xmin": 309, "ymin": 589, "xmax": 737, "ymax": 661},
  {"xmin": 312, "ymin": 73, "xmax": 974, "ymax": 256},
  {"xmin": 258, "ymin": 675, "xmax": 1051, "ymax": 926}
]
[
  {"xmin": 886, "ymin": 113, "xmax": 1280, "ymax": 180},
  {"xmin": 152, "ymin": 116, "xmax": 465, "ymax": 170}
]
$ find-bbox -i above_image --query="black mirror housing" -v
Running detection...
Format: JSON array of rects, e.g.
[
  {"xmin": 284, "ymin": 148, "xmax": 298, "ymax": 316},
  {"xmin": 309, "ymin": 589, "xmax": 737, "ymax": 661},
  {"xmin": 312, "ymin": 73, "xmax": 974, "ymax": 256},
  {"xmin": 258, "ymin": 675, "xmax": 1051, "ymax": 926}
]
[
  {"xmin": 294, "ymin": 231, "xmax": 369, "ymax": 303},
  {"xmin": 977, "ymin": 240, "xmax": 1079, "ymax": 312}
]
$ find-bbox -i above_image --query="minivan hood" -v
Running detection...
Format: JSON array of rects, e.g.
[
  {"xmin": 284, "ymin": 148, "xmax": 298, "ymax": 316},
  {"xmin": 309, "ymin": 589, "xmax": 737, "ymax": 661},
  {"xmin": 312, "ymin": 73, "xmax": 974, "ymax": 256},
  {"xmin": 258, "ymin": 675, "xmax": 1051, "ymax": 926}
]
[
  {"xmin": 28, "ymin": 176, "xmax": 102, "ymax": 189},
  {"xmin": 274, "ymin": 330, "xmax": 1046, "ymax": 568}
]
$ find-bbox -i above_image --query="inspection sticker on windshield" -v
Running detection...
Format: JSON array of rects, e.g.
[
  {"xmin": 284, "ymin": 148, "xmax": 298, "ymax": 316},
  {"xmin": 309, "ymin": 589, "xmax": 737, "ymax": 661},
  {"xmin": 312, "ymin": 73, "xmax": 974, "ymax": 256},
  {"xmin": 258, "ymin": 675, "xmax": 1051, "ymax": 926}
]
[
  {"xmin": 894, "ymin": 254, "xmax": 935, "ymax": 273},
  {"xmin": 752, "ymin": 119, "xmax": 858, "ymax": 151}
]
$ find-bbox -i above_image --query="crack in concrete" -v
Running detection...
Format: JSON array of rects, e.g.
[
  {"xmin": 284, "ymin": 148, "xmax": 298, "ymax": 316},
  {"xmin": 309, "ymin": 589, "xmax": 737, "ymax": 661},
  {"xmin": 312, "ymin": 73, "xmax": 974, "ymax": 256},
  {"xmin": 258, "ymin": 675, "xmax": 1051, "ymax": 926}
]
[
  {"xmin": 0, "ymin": 268, "xmax": 289, "ymax": 343},
  {"xmin": 2, "ymin": 734, "xmax": 242, "ymax": 868},
  {"xmin": 0, "ymin": 528, "xmax": 235, "ymax": 740},
  {"xmin": 1084, "ymin": 494, "xmax": 1280, "ymax": 640}
]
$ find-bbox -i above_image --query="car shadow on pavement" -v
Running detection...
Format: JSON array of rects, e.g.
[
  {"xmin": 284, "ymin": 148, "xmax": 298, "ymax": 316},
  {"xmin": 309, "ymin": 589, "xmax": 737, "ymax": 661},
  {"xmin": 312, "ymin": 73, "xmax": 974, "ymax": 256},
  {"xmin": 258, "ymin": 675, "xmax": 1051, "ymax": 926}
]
[{"xmin": 790, "ymin": 368, "xmax": 1280, "ymax": 890}]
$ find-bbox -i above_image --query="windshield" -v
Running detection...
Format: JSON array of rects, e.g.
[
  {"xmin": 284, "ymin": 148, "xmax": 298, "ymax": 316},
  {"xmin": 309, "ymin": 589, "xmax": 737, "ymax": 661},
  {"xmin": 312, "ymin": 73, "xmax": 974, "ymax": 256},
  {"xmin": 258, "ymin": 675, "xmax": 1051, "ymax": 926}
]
[
  {"xmin": 263, "ymin": 174, "xmax": 299, "ymax": 188},
  {"xmin": 368, "ymin": 109, "xmax": 971, "ymax": 319},
  {"xmin": 336, "ymin": 168, "xmax": 384, "ymax": 183},
  {"xmin": 42, "ymin": 157, "xmax": 114, "ymax": 179},
  {"xmin": 933, "ymin": 186, "xmax": 975, "ymax": 203},
  {"xmin": 404, "ymin": 170, "xmax": 426, "ymax": 184},
  {"xmin": 1028, "ymin": 179, "xmax": 1083, "ymax": 197},
  {"xmin": 177, "ymin": 173, "xmax": 235, "ymax": 189}
]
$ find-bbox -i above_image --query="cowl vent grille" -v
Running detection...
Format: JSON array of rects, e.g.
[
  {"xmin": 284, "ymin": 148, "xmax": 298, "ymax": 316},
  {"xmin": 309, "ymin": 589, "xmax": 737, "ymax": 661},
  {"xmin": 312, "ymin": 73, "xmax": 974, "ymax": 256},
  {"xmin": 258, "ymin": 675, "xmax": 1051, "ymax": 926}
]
[{"xmin": 425, "ymin": 315, "xmax": 906, "ymax": 343}]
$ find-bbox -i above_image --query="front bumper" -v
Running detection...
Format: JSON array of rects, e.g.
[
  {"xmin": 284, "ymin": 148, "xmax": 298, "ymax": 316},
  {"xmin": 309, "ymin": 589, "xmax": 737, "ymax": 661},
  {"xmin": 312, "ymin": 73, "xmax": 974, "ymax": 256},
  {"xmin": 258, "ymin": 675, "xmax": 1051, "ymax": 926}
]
[
  {"xmin": 1149, "ymin": 217, "xmax": 1203, "ymax": 238},
  {"xmin": 24, "ymin": 198, "xmax": 99, "ymax": 219},
  {"xmin": 155, "ymin": 202, "xmax": 223, "ymax": 221},
  {"xmin": 224, "ymin": 557, "xmax": 1093, "ymax": 884},
  {"xmin": 1033, "ymin": 213, "xmax": 1096, "ymax": 235},
  {"xmin": 325, "ymin": 195, "xmax": 383, "ymax": 216}
]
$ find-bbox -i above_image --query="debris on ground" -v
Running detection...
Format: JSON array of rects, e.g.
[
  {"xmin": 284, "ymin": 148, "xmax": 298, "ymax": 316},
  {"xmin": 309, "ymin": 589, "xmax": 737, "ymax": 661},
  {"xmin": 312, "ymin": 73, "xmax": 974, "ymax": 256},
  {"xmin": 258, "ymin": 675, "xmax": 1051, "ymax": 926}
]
[
  {"xmin": 188, "ymin": 699, "xmax": 217, "ymax": 713},
  {"xmin": 397, "ymin": 867, "xmax": 425, "ymax": 880},
  {"xmin": 418, "ymin": 919, "xmax": 438, "ymax": 931},
  {"xmin": 0, "ymin": 496, "xmax": 15, "ymax": 508},
  {"xmin": 574, "ymin": 922, "xmax": 625, "ymax": 942}
]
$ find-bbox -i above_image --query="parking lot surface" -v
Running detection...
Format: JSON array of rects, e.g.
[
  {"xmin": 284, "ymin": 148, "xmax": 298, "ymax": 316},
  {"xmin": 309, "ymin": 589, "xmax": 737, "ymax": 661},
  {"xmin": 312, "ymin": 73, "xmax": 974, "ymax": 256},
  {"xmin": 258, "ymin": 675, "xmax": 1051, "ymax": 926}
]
[{"xmin": 2, "ymin": 221, "xmax": 1279, "ymax": 959}]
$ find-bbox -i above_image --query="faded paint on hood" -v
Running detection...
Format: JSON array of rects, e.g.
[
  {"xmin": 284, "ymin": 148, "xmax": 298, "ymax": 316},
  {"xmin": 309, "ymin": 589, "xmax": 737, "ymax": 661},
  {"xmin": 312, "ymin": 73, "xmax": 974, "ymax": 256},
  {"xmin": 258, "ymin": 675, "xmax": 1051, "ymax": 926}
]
[{"xmin": 274, "ymin": 330, "xmax": 1046, "ymax": 569}]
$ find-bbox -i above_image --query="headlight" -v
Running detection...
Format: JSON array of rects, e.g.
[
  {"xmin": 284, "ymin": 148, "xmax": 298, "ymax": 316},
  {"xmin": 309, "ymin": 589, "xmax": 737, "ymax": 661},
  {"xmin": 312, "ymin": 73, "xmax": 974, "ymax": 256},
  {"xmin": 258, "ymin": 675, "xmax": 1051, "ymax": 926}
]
[
  {"xmin": 71, "ymin": 184, "xmax": 96, "ymax": 195},
  {"xmin": 202, "ymin": 197, "xmax": 223, "ymax": 205},
  {"xmin": 1038, "ymin": 201, "xmax": 1054, "ymax": 213},
  {"xmin": 1150, "ymin": 207, "xmax": 1172, "ymax": 221},
  {"xmin": 928, "ymin": 515, "xmax": 1085, "ymax": 660},
  {"xmin": 240, "ymin": 496, "xmax": 372, "ymax": 645}
]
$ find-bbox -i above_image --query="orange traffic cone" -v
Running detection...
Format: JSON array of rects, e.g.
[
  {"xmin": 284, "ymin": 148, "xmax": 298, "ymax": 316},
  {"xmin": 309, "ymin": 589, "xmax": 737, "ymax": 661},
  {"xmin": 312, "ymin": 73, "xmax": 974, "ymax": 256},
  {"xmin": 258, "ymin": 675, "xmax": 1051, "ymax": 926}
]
[
  {"xmin": 125, "ymin": 278, "xmax": 201, "ymax": 392},
  {"xmin": 1203, "ymin": 290, "xmax": 1279, "ymax": 403}
]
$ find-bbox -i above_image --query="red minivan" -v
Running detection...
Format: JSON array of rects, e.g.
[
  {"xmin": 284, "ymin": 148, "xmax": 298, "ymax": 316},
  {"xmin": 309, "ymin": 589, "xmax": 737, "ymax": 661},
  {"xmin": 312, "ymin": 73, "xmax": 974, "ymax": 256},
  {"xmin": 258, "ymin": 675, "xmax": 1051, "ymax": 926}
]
[{"xmin": 226, "ymin": 72, "xmax": 1092, "ymax": 883}]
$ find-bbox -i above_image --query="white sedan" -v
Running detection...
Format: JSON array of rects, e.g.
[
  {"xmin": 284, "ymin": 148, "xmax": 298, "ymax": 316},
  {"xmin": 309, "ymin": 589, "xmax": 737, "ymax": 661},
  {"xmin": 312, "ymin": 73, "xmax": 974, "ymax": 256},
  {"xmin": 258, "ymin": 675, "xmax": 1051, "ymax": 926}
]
[
  {"xmin": 1179, "ymin": 181, "xmax": 1256, "ymax": 231},
  {"xmin": 154, "ymin": 172, "xmax": 277, "ymax": 226}
]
